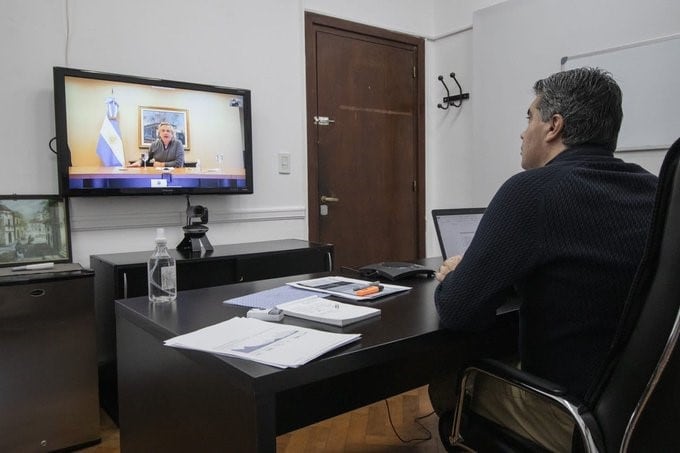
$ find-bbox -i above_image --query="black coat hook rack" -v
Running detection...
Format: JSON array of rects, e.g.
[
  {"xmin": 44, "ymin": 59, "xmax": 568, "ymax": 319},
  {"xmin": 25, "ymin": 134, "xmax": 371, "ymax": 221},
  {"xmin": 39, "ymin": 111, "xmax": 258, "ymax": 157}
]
[{"xmin": 437, "ymin": 72, "xmax": 470, "ymax": 109}]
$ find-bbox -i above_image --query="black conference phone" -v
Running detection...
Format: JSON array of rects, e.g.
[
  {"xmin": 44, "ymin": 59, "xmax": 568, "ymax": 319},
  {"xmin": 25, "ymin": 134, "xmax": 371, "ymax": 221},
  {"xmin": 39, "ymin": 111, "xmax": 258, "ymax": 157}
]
[{"xmin": 359, "ymin": 261, "xmax": 435, "ymax": 281}]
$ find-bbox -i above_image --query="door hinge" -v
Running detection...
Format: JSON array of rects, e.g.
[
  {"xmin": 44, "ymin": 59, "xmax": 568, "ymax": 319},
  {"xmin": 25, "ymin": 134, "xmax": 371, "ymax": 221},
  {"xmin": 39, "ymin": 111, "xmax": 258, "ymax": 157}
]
[
  {"xmin": 412, "ymin": 180, "xmax": 417, "ymax": 191},
  {"xmin": 313, "ymin": 116, "xmax": 335, "ymax": 126},
  {"xmin": 413, "ymin": 66, "xmax": 416, "ymax": 78}
]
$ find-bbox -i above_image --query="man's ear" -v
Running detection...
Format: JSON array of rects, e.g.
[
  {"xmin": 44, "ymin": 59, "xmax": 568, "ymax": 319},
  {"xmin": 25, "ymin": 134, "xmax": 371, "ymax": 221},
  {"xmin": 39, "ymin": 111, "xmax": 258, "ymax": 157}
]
[{"xmin": 546, "ymin": 113, "xmax": 564, "ymax": 142}]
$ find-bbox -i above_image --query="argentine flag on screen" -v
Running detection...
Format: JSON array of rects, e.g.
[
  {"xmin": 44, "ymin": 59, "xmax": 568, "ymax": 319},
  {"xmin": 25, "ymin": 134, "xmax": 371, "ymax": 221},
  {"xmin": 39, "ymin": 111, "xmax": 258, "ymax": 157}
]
[{"xmin": 96, "ymin": 96, "xmax": 125, "ymax": 166}]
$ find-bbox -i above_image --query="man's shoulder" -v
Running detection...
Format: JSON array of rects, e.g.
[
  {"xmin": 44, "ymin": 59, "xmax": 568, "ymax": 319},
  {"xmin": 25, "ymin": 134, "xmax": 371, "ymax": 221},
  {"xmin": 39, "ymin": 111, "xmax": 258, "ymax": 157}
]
[
  {"xmin": 484, "ymin": 169, "xmax": 555, "ymax": 219},
  {"xmin": 499, "ymin": 165, "xmax": 562, "ymax": 193}
]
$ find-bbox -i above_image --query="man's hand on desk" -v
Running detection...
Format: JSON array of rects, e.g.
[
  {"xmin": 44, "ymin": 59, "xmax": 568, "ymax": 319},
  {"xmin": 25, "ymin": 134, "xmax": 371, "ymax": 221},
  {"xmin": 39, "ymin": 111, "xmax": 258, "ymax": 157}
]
[{"xmin": 435, "ymin": 255, "xmax": 463, "ymax": 282}]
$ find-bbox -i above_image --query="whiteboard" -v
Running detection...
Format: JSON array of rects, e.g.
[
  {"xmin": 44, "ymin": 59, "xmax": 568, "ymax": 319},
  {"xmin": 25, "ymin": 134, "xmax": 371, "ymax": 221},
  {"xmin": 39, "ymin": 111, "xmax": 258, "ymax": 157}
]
[{"xmin": 562, "ymin": 34, "xmax": 680, "ymax": 152}]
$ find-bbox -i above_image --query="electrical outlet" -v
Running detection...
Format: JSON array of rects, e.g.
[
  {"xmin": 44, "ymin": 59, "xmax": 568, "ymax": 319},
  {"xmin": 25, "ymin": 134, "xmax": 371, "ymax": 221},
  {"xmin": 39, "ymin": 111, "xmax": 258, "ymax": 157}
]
[{"xmin": 278, "ymin": 152, "xmax": 291, "ymax": 174}]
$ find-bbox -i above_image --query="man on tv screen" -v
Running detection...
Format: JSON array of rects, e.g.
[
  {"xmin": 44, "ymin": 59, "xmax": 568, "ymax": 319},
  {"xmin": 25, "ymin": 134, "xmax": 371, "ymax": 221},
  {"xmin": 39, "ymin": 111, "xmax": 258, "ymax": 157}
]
[{"xmin": 129, "ymin": 122, "xmax": 185, "ymax": 168}]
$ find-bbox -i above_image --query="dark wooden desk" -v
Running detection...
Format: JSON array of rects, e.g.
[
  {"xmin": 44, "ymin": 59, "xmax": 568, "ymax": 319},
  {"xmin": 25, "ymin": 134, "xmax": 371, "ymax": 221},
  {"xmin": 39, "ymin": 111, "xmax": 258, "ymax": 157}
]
[
  {"xmin": 92, "ymin": 239, "xmax": 332, "ymax": 423},
  {"xmin": 115, "ymin": 258, "xmax": 518, "ymax": 452}
]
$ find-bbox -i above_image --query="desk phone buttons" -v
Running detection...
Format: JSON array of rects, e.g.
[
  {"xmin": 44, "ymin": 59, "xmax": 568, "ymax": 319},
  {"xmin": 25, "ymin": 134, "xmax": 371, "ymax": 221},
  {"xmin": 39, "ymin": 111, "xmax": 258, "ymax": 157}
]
[{"xmin": 246, "ymin": 308, "xmax": 284, "ymax": 322}]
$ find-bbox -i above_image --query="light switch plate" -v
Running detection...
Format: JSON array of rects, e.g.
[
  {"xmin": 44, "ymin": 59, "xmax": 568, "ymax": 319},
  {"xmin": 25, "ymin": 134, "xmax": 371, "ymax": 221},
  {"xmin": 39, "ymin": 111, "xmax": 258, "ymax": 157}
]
[{"xmin": 278, "ymin": 152, "xmax": 291, "ymax": 174}]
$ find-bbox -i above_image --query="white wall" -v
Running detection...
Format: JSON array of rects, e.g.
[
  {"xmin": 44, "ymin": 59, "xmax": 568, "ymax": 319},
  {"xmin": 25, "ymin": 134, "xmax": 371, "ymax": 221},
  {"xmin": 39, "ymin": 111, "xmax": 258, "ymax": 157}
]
[
  {"xmin": 63, "ymin": 0, "xmax": 312, "ymax": 265},
  {"xmin": 0, "ymin": 0, "xmax": 65, "ymax": 194},
  {"xmin": 1, "ymin": 0, "xmax": 444, "ymax": 266},
  {"xmin": 303, "ymin": 0, "xmax": 435, "ymax": 37},
  {"xmin": 422, "ymin": 0, "xmax": 507, "ymax": 256},
  {"xmin": 470, "ymin": 0, "xmax": 680, "ymax": 205},
  {"xmin": 2, "ymin": 0, "xmax": 675, "ymax": 265},
  {"xmin": 430, "ymin": 0, "xmax": 506, "ymax": 37}
]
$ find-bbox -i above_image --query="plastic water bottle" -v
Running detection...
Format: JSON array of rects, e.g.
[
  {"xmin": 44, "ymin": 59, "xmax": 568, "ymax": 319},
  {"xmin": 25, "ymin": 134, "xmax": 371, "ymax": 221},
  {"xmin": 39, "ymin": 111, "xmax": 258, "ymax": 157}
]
[{"xmin": 148, "ymin": 228, "xmax": 177, "ymax": 303}]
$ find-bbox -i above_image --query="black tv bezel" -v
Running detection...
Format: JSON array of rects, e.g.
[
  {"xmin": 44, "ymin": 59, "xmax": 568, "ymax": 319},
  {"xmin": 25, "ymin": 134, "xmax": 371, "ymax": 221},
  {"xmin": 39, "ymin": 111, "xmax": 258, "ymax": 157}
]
[{"xmin": 53, "ymin": 66, "xmax": 254, "ymax": 197}]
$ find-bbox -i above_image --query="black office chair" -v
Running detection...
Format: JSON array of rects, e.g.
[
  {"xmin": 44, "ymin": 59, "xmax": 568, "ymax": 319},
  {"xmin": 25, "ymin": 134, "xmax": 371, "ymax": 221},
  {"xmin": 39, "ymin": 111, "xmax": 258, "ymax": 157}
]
[{"xmin": 446, "ymin": 136, "xmax": 680, "ymax": 453}]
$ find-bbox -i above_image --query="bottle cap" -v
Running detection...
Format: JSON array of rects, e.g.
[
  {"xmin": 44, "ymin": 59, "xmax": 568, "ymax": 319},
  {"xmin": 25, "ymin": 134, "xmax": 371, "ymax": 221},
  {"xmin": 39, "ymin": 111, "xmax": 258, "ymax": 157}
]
[{"xmin": 155, "ymin": 228, "xmax": 166, "ymax": 241}]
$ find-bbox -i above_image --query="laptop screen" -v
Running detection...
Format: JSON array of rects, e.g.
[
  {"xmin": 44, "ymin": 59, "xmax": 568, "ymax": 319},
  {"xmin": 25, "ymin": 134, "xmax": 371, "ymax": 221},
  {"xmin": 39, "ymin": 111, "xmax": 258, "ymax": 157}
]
[{"xmin": 432, "ymin": 208, "xmax": 485, "ymax": 259}]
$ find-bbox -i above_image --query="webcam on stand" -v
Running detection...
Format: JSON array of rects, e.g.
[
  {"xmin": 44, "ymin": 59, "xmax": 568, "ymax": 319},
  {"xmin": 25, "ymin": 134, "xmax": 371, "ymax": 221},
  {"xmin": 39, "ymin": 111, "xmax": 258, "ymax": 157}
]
[{"xmin": 176, "ymin": 196, "xmax": 214, "ymax": 253}]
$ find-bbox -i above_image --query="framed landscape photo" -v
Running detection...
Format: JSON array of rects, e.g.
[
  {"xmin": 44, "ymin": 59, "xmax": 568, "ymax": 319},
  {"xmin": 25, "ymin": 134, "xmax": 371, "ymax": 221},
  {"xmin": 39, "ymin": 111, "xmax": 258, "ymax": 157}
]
[
  {"xmin": 0, "ymin": 195, "xmax": 72, "ymax": 267},
  {"xmin": 139, "ymin": 106, "xmax": 190, "ymax": 150}
]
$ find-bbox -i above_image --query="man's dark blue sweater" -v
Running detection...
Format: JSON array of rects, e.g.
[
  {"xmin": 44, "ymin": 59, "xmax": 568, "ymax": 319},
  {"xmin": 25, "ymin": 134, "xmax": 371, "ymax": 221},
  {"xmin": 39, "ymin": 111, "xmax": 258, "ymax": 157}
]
[{"xmin": 435, "ymin": 144, "xmax": 658, "ymax": 398}]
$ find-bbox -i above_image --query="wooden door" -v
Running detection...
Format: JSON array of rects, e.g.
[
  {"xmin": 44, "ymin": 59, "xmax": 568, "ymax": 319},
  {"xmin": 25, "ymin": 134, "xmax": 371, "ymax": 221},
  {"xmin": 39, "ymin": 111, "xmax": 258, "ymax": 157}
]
[{"xmin": 305, "ymin": 13, "xmax": 425, "ymax": 271}]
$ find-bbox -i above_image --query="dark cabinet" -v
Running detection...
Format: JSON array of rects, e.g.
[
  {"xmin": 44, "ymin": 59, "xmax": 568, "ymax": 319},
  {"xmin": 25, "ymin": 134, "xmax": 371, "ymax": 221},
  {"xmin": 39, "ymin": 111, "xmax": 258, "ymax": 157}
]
[
  {"xmin": 236, "ymin": 247, "xmax": 332, "ymax": 281},
  {"xmin": 90, "ymin": 239, "xmax": 333, "ymax": 422},
  {"xmin": 0, "ymin": 267, "xmax": 100, "ymax": 452}
]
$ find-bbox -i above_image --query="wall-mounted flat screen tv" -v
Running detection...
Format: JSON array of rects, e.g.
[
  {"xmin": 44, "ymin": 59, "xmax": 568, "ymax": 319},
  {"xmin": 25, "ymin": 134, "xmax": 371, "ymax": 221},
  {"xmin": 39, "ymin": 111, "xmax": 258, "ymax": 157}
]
[{"xmin": 53, "ymin": 67, "xmax": 253, "ymax": 196}]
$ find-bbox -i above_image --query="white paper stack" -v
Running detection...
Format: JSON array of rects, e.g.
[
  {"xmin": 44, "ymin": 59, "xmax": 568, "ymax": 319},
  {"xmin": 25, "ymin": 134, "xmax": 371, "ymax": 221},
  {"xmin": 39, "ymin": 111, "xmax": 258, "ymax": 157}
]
[
  {"xmin": 164, "ymin": 317, "xmax": 360, "ymax": 368},
  {"xmin": 288, "ymin": 276, "xmax": 410, "ymax": 300},
  {"xmin": 277, "ymin": 296, "xmax": 380, "ymax": 326}
]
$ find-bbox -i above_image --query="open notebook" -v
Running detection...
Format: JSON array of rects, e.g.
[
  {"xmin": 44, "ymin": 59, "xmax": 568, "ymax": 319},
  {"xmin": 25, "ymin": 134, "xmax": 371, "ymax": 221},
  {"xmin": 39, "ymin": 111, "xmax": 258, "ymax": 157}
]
[{"xmin": 432, "ymin": 208, "xmax": 485, "ymax": 259}]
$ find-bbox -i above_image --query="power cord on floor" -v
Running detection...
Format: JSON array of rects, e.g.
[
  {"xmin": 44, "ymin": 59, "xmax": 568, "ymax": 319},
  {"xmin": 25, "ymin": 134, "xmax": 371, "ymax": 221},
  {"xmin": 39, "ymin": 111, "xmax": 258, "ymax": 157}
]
[{"xmin": 384, "ymin": 398, "xmax": 435, "ymax": 443}]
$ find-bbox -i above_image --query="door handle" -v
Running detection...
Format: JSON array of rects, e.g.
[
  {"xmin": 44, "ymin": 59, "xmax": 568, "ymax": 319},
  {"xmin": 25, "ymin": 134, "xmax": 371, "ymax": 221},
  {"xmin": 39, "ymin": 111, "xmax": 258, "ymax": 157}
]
[
  {"xmin": 313, "ymin": 116, "xmax": 336, "ymax": 126},
  {"xmin": 320, "ymin": 195, "xmax": 339, "ymax": 203}
]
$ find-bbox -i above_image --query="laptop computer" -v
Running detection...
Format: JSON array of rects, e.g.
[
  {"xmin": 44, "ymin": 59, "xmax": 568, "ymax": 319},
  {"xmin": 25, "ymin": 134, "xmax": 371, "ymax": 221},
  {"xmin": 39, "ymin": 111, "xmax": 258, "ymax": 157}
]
[{"xmin": 432, "ymin": 208, "xmax": 485, "ymax": 259}]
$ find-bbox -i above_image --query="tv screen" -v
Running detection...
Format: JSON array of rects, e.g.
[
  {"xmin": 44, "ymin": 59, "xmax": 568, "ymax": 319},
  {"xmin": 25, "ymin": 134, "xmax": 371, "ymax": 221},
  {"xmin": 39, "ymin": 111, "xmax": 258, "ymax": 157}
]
[{"xmin": 53, "ymin": 67, "xmax": 253, "ymax": 196}]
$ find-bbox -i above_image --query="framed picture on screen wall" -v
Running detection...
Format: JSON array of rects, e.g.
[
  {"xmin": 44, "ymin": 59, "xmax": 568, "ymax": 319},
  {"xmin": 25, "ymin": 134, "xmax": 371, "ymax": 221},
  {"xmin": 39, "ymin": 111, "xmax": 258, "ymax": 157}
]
[{"xmin": 139, "ymin": 106, "xmax": 190, "ymax": 150}]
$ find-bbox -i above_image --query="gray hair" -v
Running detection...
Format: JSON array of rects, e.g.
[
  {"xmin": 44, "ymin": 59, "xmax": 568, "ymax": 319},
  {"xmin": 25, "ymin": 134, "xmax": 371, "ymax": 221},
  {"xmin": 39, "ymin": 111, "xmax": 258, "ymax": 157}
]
[
  {"xmin": 533, "ymin": 67, "xmax": 623, "ymax": 151},
  {"xmin": 157, "ymin": 121, "xmax": 175, "ymax": 135}
]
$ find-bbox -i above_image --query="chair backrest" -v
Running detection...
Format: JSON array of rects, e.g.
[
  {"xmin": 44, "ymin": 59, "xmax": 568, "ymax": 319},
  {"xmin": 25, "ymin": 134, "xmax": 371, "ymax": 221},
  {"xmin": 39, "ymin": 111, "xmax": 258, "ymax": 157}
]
[
  {"xmin": 587, "ymin": 137, "xmax": 680, "ymax": 452},
  {"xmin": 623, "ymin": 311, "xmax": 680, "ymax": 451}
]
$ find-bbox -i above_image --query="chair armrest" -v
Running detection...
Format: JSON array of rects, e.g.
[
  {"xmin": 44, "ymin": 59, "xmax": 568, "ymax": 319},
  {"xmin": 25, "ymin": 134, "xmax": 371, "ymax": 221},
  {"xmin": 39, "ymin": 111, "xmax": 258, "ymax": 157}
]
[
  {"xmin": 468, "ymin": 358, "xmax": 569, "ymax": 396},
  {"xmin": 452, "ymin": 359, "xmax": 604, "ymax": 452}
]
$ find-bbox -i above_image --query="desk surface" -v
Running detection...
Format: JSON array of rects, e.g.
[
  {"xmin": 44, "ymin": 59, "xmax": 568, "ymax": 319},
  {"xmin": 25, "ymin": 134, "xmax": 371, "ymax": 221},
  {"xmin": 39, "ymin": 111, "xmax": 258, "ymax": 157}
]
[
  {"xmin": 115, "ymin": 258, "xmax": 518, "ymax": 452},
  {"xmin": 118, "ymin": 264, "xmax": 446, "ymax": 388}
]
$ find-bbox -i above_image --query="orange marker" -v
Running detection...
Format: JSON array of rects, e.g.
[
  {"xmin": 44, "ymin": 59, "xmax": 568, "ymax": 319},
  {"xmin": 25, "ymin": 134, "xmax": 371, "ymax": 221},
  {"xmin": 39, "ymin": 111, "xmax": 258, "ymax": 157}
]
[{"xmin": 354, "ymin": 285, "xmax": 381, "ymax": 296}]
